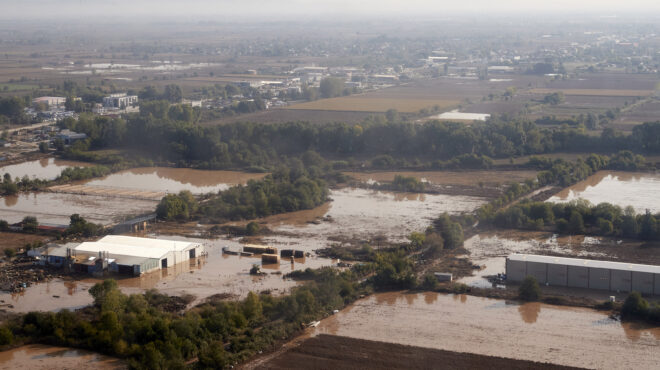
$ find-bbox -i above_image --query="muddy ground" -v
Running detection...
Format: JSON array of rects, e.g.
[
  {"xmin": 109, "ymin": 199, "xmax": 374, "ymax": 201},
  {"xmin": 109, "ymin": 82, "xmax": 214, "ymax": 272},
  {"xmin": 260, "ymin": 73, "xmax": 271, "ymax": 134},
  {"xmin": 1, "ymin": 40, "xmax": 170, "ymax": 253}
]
[{"xmin": 257, "ymin": 334, "xmax": 581, "ymax": 370}]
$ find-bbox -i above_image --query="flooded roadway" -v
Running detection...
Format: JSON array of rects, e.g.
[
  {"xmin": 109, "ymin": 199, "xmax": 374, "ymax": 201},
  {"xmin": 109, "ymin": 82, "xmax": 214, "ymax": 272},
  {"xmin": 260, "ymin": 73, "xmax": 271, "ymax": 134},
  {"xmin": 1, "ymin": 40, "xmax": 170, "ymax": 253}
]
[
  {"xmin": 548, "ymin": 171, "xmax": 660, "ymax": 213},
  {"xmin": 0, "ymin": 344, "xmax": 125, "ymax": 370},
  {"xmin": 312, "ymin": 292, "xmax": 660, "ymax": 369}
]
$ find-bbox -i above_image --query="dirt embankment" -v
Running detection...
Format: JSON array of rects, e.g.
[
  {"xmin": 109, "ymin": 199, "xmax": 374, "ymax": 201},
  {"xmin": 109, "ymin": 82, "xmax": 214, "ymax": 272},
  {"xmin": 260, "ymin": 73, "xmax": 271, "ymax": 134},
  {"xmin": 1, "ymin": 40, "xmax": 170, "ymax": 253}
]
[{"xmin": 259, "ymin": 334, "xmax": 583, "ymax": 370}]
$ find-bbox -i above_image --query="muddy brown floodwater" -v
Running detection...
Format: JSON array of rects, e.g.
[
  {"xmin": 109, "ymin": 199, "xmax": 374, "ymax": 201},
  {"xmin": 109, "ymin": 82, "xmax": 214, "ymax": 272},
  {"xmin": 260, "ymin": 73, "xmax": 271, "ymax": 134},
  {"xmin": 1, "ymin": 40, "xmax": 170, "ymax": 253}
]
[
  {"xmin": 548, "ymin": 170, "xmax": 660, "ymax": 213},
  {"xmin": 0, "ymin": 344, "xmax": 125, "ymax": 370},
  {"xmin": 0, "ymin": 233, "xmax": 335, "ymax": 312},
  {"xmin": 81, "ymin": 167, "xmax": 266, "ymax": 194},
  {"xmin": 0, "ymin": 158, "xmax": 90, "ymax": 181},
  {"xmin": 0, "ymin": 192, "xmax": 158, "ymax": 225},
  {"xmin": 311, "ymin": 292, "xmax": 660, "ymax": 369},
  {"xmin": 263, "ymin": 188, "xmax": 486, "ymax": 250}
]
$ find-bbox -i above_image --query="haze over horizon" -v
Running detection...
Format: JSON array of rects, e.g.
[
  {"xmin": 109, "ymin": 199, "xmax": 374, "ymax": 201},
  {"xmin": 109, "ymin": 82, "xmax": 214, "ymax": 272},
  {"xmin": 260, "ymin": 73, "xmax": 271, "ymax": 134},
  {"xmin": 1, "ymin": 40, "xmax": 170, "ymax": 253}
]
[{"xmin": 2, "ymin": 0, "xmax": 660, "ymax": 21}]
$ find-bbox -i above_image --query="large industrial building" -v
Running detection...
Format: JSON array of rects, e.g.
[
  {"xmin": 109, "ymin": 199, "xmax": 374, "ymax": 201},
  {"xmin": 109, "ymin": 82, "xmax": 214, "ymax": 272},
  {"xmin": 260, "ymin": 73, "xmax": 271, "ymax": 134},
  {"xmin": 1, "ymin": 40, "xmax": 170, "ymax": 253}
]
[
  {"xmin": 506, "ymin": 254, "xmax": 660, "ymax": 295},
  {"xmin": 44, "ymin": 235, "xmax": 204, "ymax": 276}
]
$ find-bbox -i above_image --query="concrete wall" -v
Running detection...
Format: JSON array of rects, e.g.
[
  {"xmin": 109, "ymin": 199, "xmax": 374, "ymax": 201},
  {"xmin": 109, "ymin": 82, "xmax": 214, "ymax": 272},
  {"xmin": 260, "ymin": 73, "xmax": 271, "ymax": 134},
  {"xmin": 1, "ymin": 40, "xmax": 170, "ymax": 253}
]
[
  {"xmin": 567, "ymin": 266, "xmax": 589, "ymax": 288},
  {"xmin": 506, "ymin": 259, "xmax": 527, "ymax": 282},
  {"xmin": 547, "ymin": 264, "xmax": 568, "ymax": 286},
  {"xmin": 526, "ymin": 262, "xmax": 548, "ymax": 284},
  {"xmin": 632, "ymin": 272, "xmax": 654, "ymax": 295},
  {"xmin": 506, "ymin": 260, "xmax": 658, "ymax": 295},
  {"xmin": 589, "ymin": 268, "xmax": 610, "ymax": 290},
  {"xmin": 610, "ymin": 270, "xmax": 632, "ymax": 292}
]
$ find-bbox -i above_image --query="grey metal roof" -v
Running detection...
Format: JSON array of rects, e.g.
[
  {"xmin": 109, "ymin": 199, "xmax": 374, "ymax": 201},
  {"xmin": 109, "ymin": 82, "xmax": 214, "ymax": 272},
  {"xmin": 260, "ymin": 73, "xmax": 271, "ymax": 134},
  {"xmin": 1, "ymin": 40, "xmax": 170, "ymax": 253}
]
[{"xmin": 507, "ymin": 254, "xmax": 660, "ymax": 274}]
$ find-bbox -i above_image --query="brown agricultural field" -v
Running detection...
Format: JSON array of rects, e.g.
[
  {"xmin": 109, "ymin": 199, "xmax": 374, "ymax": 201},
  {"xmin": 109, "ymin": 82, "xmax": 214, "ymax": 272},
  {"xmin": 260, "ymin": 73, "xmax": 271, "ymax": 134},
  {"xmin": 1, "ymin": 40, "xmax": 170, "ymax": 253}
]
[
  {"xmin": 287, "ymin": 96, "xmax": 460, "ymax": 113},
  {"xmin": 256, "ymin": 334, "xmax": 581, "ymax": 370},
  {"xmin": 530, "ymin": 88, "xmax": 652, "ymax": 97},
  {"xmin": 616, "ymin": 99, "xmax": 660, "ymax": 125}
]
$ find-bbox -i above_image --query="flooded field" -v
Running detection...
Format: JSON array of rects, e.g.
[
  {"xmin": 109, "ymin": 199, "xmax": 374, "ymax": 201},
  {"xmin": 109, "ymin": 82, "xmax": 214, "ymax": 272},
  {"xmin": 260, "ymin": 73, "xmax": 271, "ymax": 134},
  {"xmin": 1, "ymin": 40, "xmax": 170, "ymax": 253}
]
[
  {"xmin": 311, "ymin": 292, "xmax": 660, "ymax": 369},
  {"xmin": 343, "ymin": 170, "xmax": 537, "ymax": 188},
  {"xmin": 460, "ymin": 230, "xmax": 660, "ymax": 290},
  {"xmin": 0, "ymin": 192, "xmax": 157, "ymax": 225},
  {"xmin": 0, "ymin": 344, "xmax": 125, "ymax": 370},
  {"xmin": 264, "ymin": 188, "xmax": 486, "ymax": 249},
  {"xmin": 0, "ymin": 158, "xmax": 90, "ymax": 180},
  {"xmin": 81, "ymin": 167, "xmax": 266, "ymax": 194},
  {"xmin": 548, "ymin": 171, "xmax": 660, "ymax": 213},
  {"xmin": 0, "ymin": 233, "xmax": 334, "ymax": 312}
]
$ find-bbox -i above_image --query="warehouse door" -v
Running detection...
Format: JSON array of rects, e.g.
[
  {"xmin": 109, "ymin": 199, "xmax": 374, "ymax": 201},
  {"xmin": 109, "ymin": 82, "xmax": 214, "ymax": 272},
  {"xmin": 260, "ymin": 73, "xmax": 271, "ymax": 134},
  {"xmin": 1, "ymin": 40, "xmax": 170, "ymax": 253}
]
[
  {"xmin": 161, "ymin": 259, "xmax": 168, "ymax": 268},
  {"xmin": 189, "ymin": 249, "xmax": 196, "ymax": 259}
]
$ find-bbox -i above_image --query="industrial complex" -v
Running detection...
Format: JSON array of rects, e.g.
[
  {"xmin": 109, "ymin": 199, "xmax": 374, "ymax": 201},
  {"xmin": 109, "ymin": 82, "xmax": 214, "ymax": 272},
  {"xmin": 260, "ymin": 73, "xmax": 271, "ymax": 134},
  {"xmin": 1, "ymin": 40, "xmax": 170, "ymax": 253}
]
[
  {"xmin": 506, "ymin": 254, "xmax": 660, "ymax": 295},
  {"xmin": 43, "ymin": 235, "xmax": 204, "ymax": 276}
]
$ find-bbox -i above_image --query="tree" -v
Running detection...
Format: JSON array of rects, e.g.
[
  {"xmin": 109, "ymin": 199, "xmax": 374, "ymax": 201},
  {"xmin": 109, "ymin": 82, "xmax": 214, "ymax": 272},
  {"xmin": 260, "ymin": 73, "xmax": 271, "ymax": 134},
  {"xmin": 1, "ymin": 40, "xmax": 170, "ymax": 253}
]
[
  {"xmin": 568, "ymin": 211, "xmax": 585, "ymax": 234},
  {"xmin": 89, "ymin": 279, "xmax": 126, "ymax": 312},
  {"xmin": 246, "ymin": 221, "xmax": 260, "ymax": 236},
  {"xmin": 639, "ymin": 211, "xmax": 658, "ymax": 241},
  {"xmin": 385, "ymin": 109, "xmax": 399, "ymax": 122},
  {"xmin": 21, "ymin": 216, "xmax": 38, "ymax": 232},
  {"xmin": 39, "ymin": 141, "xmax": 49, "ymax": 153},
  {"xmin": 621, "ymin": 291, "xmax": 649, "ymax": 320},
  {"xmin": 0, "ymin": 326, "xmax": 13, "ymax": 346},
  {"xmin": 519, "ymin": 276, "xmax": 541, "ymax": 301},
  {"xmin": 543, "ymin": 92, "xmax": 564, "ymax": 105},
  {"xmin": 156, "ymin": 191, "xmax": 198, "ymax": 221},
  {"xmin": 319, "ymin": 77, "xmax": 345, "ymax": 99},
  {"xmin": 433, "ymin": 214, "xmax": 463, "ymax": 249},
  {"xmin": 242, "ymin": 291, "xmax": 263, "ymax": 321},
  {"xmin": 163, "ymin": 84, "xmax": 183, "ymax": 103}
]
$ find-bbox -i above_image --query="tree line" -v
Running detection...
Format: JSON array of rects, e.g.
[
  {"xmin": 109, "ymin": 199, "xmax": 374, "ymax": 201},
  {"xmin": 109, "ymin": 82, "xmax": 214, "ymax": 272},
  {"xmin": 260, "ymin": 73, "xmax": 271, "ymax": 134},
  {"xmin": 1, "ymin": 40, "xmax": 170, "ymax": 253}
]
[
  {"xmin": 157, "ymin": 166, "xmax": 328, "ymax": 223},
  {"xmin": 54, "ymin": 105, "xmax": 660, "ymax": 171},
  {"xmin": 492, "ymin": 200, "xmax": 660, "ymax": 240}
]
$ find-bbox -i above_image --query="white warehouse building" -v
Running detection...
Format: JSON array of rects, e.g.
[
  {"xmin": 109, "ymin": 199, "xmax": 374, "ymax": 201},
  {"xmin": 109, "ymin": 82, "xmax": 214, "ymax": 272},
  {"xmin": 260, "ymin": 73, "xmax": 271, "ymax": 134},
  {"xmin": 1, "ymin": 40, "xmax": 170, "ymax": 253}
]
[
  {"xmin": 506, "ymin": 254, "xmax": 660, "ymax": 295},
  {"xmin": 71, "ymin": 235, "xmax": 203, "ymax": 275}
]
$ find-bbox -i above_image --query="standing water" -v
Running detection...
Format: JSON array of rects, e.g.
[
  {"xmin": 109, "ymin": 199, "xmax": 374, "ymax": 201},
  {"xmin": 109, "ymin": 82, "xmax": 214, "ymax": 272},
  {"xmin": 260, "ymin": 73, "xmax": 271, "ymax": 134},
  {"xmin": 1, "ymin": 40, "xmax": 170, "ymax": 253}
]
[
  {"xmin": 548, "ymin": 171, "xmax": 660, "ymax": 213},
  {"xmin": 312, "ymin": 292, "xmax": 660, "ymax": 369}
]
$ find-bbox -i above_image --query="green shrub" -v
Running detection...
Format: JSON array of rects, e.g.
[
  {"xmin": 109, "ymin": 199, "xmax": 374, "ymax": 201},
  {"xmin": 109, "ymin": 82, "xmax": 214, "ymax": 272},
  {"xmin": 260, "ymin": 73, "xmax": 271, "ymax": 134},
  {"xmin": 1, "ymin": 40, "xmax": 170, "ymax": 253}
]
[
  {"xmin": 621, "ymin": 292, "xmax": 649, "ymax": 320},
  {"xmin": 421, "ymin": 274, "xmax": 438, "ymax": 290},
  {"xmin": 519, "ymin": 276, "xmax": 541, "ymax": 301}
]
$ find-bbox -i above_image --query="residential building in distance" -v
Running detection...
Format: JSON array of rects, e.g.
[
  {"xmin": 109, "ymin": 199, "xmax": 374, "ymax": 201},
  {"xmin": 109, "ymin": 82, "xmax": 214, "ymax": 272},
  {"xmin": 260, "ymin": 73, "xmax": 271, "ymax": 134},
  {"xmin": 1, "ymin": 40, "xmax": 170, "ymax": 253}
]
[
  {"xmin": 32, "ymin": 96, "xmax": 67, "ymax": 110},
  {"xmin": 103, "ymin": 93, "xmax": 138, "ymax": 109}
]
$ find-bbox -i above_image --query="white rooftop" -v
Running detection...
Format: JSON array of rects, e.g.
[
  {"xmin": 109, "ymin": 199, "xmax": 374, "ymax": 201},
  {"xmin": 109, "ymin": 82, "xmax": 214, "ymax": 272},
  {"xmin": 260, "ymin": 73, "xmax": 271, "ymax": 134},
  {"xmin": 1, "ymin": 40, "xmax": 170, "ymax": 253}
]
[
  {"xmin": 508, "ymin": 254, "xmax": 660, "ymax": 274},
  {"xmin": 74, "ymin": 235, "xmax": 198, "ymax": 260}
]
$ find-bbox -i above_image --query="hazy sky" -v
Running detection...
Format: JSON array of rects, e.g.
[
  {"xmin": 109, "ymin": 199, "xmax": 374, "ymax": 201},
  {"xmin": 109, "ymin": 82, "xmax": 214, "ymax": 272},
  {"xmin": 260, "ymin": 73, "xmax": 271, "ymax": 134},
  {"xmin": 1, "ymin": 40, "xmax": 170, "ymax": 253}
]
[{"xmin": 2, "ymin": 0, "xmax": 660, "ymax": 20}]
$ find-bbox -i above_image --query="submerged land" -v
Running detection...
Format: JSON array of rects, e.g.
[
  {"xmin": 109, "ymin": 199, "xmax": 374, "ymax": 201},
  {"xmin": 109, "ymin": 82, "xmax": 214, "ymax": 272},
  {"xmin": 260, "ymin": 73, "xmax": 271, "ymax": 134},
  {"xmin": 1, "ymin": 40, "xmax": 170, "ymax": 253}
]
[{"xmin": 0, "ymin": 13, "xmax": 659, "ymax": 370}]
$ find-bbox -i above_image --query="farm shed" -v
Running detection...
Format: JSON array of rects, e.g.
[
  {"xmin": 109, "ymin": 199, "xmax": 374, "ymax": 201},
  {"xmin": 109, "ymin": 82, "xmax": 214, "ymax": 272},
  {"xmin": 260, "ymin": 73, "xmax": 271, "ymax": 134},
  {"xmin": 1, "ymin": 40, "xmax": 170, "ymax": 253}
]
[{"xmin": 506, "ymin": 254, "xmax": 660, "ymax": 295}]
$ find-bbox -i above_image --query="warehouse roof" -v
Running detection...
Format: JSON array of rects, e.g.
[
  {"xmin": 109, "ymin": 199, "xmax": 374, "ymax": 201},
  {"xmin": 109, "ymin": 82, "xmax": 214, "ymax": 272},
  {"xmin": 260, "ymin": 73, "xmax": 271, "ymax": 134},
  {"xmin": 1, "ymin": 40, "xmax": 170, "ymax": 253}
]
[
  {"xmin": 508, "ymin": 254, "xmax": 660, "ymax": 274},
  {"xmin": 73, "ymin": 235, "xmax": 199, "ymax": 260}
]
